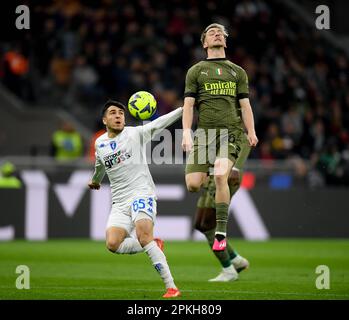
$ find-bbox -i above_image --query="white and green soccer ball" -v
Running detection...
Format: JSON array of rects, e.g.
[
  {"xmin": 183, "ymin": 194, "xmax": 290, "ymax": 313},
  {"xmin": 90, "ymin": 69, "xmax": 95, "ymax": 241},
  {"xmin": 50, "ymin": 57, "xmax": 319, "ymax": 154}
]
[{"xmin": 128, "ymin": 91, "xmax": 157, "ymax": 120}]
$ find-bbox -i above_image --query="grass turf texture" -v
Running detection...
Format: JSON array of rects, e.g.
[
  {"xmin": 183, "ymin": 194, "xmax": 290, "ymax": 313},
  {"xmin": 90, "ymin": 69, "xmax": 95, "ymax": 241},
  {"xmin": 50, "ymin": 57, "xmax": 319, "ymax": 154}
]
[{"xmin": 0, "ymin": 239, "xmax": 348, "ymax": 300}]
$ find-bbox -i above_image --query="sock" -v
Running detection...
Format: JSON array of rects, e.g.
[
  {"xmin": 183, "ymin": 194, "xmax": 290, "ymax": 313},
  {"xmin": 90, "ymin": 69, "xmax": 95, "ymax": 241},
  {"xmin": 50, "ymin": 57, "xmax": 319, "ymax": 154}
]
[
  {"xmin": 144, "ymin": 241, "xmax": 176, "ymax": 289},
  {"xmin": 204, "ymin": 229, "xmax": 231, "ymax": 268},
  {"xmin": 227, "ymin": 244, "xmax": 238, "ymax": 260},
  {"xmin": 226, "ymin": 176, "xmax": 240, "ymax": 259},
  {"xmin": 116, "ymin": 237, "xmax": 143, "ymax": 254},
  {"xmin": 223, "ymin": 265, "xmax": 237, "ymax": 274},
  {"xmin": 215, "ymin": 203, "xmax": 229, "ymax": 235}
]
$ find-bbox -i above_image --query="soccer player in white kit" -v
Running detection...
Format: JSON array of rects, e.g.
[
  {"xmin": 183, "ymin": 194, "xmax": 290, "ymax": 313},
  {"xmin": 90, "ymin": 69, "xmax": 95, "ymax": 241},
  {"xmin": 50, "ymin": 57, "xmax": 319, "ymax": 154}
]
[{"xmin": 88, "ymin": 100, "xmax": 182, "ymax": 298}]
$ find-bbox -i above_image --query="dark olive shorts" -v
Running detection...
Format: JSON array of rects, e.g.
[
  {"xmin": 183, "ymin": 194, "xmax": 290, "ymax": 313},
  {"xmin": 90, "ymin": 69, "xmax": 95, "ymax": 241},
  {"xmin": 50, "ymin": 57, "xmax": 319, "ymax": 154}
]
[
  {"xmin": 196, "ymin": 136, "xmax": 251, "ymax": 208},
  {"xmin": 185, "ymin": 128, "xmax": 247, "ymax": 175}
]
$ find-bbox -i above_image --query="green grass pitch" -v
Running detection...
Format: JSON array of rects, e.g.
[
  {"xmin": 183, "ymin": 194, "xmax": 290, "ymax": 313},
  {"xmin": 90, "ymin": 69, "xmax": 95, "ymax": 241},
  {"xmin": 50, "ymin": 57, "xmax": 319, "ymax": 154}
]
[{"xmin": 0, "ymin": 239, "xmax": 348, "ymax": 300}]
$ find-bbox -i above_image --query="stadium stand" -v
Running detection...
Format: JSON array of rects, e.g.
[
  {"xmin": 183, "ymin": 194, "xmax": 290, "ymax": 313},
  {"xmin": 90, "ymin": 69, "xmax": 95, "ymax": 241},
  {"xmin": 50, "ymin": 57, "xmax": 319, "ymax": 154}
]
[{"xmin": 0, "ymin": 0, "xmax": 348, "ymax": 185}]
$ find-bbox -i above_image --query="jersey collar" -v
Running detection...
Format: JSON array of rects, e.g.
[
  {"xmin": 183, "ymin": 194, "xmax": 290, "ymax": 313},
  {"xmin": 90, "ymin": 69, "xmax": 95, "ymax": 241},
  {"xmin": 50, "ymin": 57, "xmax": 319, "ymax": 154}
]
[{"xmin": 205, "ymin": 58, "xmax": 227, "ymax": 61}]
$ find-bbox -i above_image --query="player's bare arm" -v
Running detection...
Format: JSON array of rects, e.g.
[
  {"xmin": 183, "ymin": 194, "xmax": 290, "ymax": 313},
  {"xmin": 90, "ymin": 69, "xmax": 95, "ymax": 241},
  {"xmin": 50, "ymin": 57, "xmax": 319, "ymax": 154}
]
[
  {"xmin": 239, "ymin": 98, "xmax": 258, "ymax": 147},
  {"xmin": 182, "ymin": 97, "xmax": 195, "ymax": 152}
]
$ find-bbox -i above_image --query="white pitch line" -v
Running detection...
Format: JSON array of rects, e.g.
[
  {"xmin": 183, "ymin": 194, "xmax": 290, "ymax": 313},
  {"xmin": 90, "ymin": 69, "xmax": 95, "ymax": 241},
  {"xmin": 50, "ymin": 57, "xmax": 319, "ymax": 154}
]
[{"xmin": 1, "ymin": 286, "xmax": 349, "ymax": 298}]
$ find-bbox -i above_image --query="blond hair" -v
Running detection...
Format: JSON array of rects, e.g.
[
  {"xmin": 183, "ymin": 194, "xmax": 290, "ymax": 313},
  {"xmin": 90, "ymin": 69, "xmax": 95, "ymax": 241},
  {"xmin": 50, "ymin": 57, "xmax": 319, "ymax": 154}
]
[{"xmin": 200, "ymin": 23, "xmax": 229, "ymax": 46}]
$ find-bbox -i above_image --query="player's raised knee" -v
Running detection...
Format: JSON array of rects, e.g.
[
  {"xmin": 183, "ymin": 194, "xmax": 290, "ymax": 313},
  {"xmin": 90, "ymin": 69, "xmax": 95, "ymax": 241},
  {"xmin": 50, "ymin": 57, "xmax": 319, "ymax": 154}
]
[
  {"xmin": 187, "ymin": 183, "xmax": 201, "ymax": 192},
  {"xmin": 214, "ymin": 158, "xmax": 231, "ymax": 178},
  {"xmin": 185, "ymin": 173, "xmax": 206, "ymax": 192},
  {"xmin": 106, "ymin": 239, "xmax": 121, "ymax": 253},
  {"xmin": 228, "ymin": 170, "xmax": 240, "ymax": 186},
  {"xmin": 194, "ymin": 208, "xmax": 216, "ymax": 232},
  {"xmin": 214, "ymin": 173, "xmax": 227, "ymax": 187},
  {"xmin": 195, "ymin": 220, "xmax": 211, "ymax": 233},
  {"xmin": 186, "ymin": 178, "xmax": 202, "ymax": 192},
  {"xmin": 137, "ymin": 233, "xmax": 153, "ymax": 247}
]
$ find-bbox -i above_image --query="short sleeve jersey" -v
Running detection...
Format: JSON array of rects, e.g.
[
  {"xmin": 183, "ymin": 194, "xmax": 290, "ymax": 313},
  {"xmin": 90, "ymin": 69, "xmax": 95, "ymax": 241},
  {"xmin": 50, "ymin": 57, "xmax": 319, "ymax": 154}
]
[{"xmin": 184, "ymin": 58, "xmax": 249, "ymax": 131}]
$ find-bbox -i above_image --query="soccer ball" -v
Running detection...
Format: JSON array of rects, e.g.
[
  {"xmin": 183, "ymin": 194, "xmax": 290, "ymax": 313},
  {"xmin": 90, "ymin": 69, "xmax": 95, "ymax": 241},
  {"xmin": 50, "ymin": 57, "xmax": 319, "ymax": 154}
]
[{"xmin": 128, "ymin": 91, "xmax": 157, "ymax": 120}]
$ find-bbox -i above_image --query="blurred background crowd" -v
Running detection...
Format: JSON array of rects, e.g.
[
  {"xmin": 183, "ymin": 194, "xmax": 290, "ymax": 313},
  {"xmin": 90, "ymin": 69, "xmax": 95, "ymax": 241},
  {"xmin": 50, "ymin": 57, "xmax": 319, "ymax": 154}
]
[{"xmin": 1, "ymin": 0, "xmax": 349, "ymax": 186}]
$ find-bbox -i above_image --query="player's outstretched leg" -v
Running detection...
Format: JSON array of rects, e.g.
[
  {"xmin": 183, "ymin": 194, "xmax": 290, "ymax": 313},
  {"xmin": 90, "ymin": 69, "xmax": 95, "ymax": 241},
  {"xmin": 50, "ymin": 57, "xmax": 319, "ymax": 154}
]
[
  {"xmin": 106, "ymin": 228, "xmax": 165, "ymax": 254},
  {"xmin": 195, "ymin": 207, "xmax": 238, "ymax": 282},
  {"xmin": 204, "ymin": 225, "xmax": 249, "ymax": 275},
  {"xmin": 228, "ymin": 169, "xmax": 249, "ymax": 272},
  {"xmin": 195, "ymin": 183, "xmax": 238, "ymax": 281},
  {"xmin": 106, "ymin": 227, "xmax": 144, "ymax": 254},
  {"xmin": 194, "ymin": 175, "xmax": 249, "ymax": 280},
  {"xmin": 213, "ymin": 158, "xmax": 234, "ymax": 251},
  {"xmin": 135, "ymin": 216, "xmax": 181, "ymax": 298},
  {"xmin": 154, "ymin": 238, "xmax": 164, "ymax": 251}
]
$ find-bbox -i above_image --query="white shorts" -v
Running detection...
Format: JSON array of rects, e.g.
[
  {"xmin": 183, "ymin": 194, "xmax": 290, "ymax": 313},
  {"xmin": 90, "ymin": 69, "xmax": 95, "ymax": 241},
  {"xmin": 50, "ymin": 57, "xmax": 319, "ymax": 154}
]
[{"xmin": 106, "ymin": 195, "xmax": 157, "ymax": 235}]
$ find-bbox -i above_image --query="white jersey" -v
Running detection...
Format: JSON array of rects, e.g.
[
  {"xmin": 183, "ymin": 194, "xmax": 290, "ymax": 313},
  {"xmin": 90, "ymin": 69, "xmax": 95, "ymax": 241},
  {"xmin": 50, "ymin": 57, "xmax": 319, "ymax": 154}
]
[{"xmin": 92, "ymin": 108, "xmax": 182, "ymax": 204}]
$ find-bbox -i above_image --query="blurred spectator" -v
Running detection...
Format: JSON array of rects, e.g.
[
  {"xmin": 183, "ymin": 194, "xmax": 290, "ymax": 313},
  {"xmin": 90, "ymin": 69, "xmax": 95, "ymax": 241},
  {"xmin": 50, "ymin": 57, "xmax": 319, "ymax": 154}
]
[
  {"xmin": 258, "ymin": 141, "xmax": 275, "ymax": 162},
  {"xmin": 51, "ymin": 122, "xmax": 83, "ymax": 161},
  {"xmin": 87, "ymin": 121, "xmax": 106, "ymax": 163},
  {"xmin": 315, "ymin": 141, "xmax": 342, "ymax": 186},
  {"xmin": 310, "ymin": 119, "xmax": 326, "ymax": 153},
  {"xmin": 235, "ymin": 0, "xmax": 258, "ymax": 19},
  {"xmin": 73, "ymin": 56, "xmax": 98, "ymax": 88},
  {"xmin": 0, "ymin": 162, "xmax": 22, "ymax": 189},
  {"xmin": 2, "ymin": 46, "xmax": 34, "ymax": 101},
  {"xmin": 50, "ymin": 55, "xmax": 72, "ymax": 88},
  {"xmin": 264, "ymin": 123, "xmax": 285, "ymax": 158},
  {"xmin": 71, "ymin": 55, "xmax": 101, "ymax": 106},
  {"xmin": 281, "ymin": 105, "xmax": 303, "ymax": 149},
  {"xmin": 4, "ymin": 48, "xmax": 28, "ymax": 76},
  {"xmin": 0, "ymin": 0, "xmax": 348, "ymax": 186}
]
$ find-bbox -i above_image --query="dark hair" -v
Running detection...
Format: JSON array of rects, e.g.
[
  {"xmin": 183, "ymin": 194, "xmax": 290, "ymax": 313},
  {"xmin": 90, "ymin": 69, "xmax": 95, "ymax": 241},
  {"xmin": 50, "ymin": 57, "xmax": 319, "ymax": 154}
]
[{"xmin": 101, "ymin": 100, "xmax": 126, "ymax": 117}]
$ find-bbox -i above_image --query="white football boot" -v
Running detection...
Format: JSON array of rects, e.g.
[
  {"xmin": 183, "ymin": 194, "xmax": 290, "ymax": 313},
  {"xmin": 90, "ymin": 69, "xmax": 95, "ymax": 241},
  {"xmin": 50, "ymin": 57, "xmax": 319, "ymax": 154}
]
[
  {"xmin": 231, "ymin": 255, "xmax": 250, "ymax": 273},
  {"xmin": 208, "ymin": 265, "xmax": 239, "ymax": 282}
]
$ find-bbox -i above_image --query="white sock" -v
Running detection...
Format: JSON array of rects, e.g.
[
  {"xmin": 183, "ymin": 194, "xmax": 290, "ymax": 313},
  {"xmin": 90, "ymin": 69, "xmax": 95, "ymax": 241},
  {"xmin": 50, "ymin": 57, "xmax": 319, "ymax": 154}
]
[
  {"xmin": 116, "ymin": 238, "xmax": 143, "ymax": 254},
  {"xmin": 143, "ymin": 241, "xmax": 176, "ymax": 289},
  {"xmin": 215, "ymin": 232, "xmax": 227, "ymax": 237},
  {"xmin": 223, "ymin": 265, "xmax": 237, "ymax": 274},
  {"xmin": 231, "ymin": 255, "xmax": 242, "ymax": 263}
]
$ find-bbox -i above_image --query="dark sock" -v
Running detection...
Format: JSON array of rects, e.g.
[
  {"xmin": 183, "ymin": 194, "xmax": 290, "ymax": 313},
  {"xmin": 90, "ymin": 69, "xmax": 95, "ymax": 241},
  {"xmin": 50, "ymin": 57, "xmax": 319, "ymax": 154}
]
[
  {"xmin": 215, "ymin": 202, "xmax": 229, "ymax": 234},
  {"xmin": 227, "ymin": 246, "xmax": 238, "ymax": 259},
  {"xmin": 226, "ymin": 175, "xmax": 240, "ymax": 260}
]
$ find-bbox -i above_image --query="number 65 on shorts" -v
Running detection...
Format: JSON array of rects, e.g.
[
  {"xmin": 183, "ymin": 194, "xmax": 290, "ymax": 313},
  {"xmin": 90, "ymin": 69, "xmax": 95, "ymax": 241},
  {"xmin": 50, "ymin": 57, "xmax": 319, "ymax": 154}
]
[{"xmin": 131, "ymin": 196, "xmax": 157, "ymax": 221}]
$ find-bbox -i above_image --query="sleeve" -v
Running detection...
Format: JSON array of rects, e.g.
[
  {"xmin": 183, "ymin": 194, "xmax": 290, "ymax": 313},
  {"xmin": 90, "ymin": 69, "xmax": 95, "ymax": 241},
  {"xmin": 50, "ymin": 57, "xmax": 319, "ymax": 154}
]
[
  {"xmin": 137, "ymin": 107, "xmax": 183, "ymax": 144},
  {"xmin": 91, "ymin": 146, "xmax": 106, "ymax": 184},
  {"xmin": 184, "ymin": 65, "xmax": 199, "ymax": 98},
  {"xmin": 237, "ymin": 67, "xmax": 249, "ymax": 100}
]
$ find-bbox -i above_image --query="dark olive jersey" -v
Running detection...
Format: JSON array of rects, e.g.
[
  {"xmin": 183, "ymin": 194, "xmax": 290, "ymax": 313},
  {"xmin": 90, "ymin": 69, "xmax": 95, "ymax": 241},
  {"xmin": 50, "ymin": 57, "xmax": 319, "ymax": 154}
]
[{"xmin": 184, "ymin": 58, "xmax": 249, "ymax": 130}]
